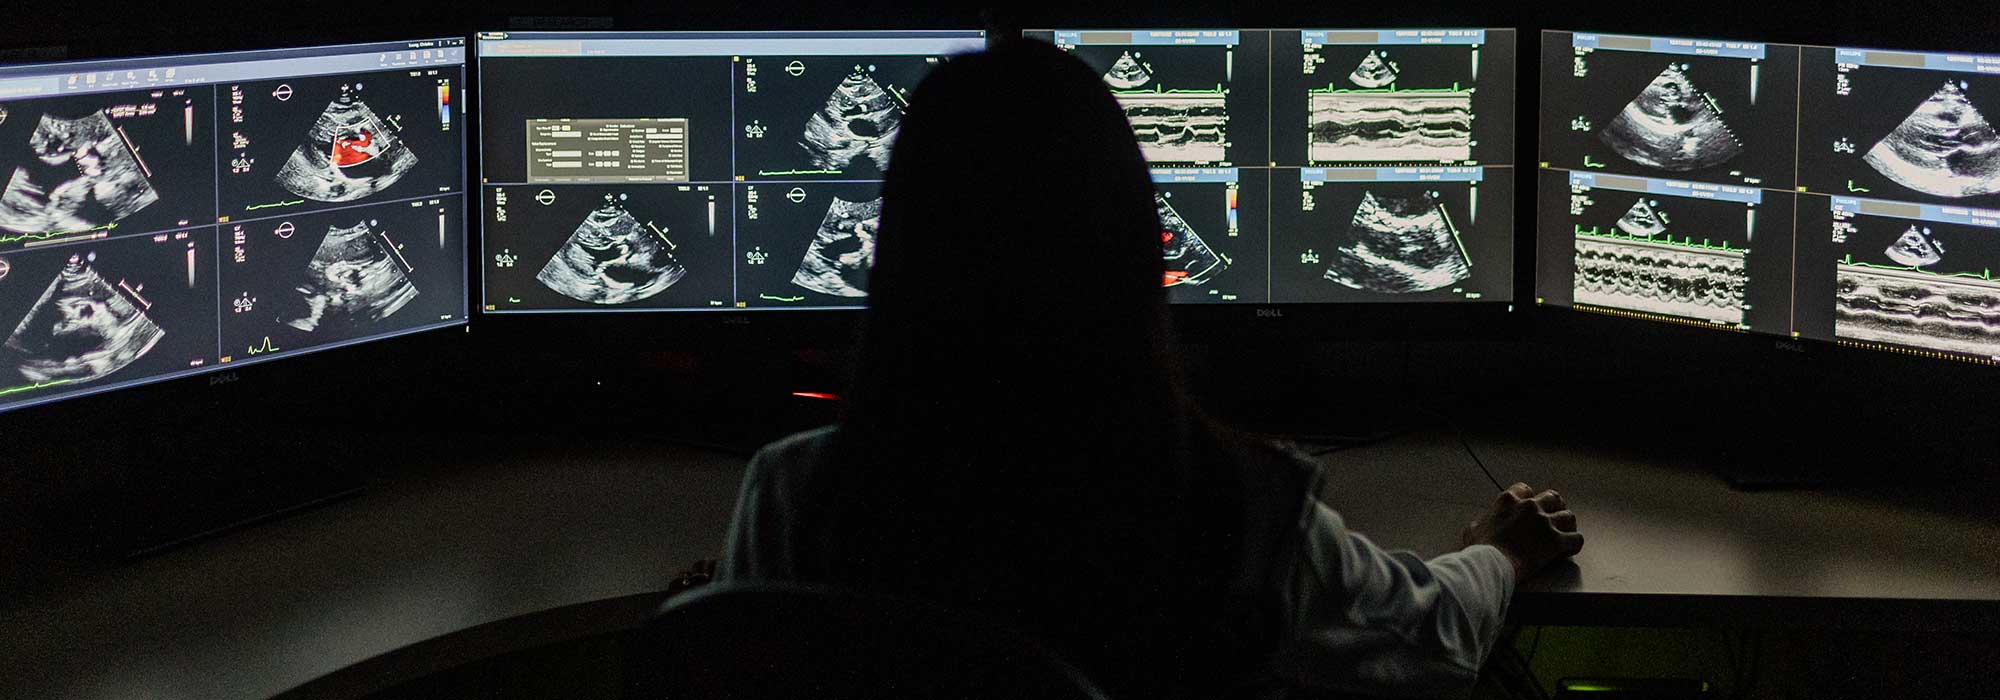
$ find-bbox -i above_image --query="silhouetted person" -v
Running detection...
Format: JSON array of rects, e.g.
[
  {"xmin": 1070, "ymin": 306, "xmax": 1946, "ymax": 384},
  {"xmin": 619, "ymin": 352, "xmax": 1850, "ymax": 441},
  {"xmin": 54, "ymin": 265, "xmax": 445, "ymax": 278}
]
[{"xmin": 720, "ymin": 40, "xmax": 1582, "ymax": 698}]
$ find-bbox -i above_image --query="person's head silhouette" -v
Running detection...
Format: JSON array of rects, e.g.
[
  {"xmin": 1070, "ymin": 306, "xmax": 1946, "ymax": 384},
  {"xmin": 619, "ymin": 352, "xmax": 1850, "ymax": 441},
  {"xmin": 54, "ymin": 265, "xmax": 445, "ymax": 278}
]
[
  {"xmin": 848, "ymin": 37, "xmax": 1182, "ymax": 446},
  {"xmin": 809, "ymin": 40, "xmax": 1259, "ymax": 699}
]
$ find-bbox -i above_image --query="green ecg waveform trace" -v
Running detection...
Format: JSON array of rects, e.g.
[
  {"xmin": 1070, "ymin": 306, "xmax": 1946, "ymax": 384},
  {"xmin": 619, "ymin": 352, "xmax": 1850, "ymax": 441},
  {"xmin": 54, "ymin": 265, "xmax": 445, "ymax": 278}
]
[
  {"xmin": 1110, "ymin": 84, "xmax": 1227, "ymax": 96},
  {"xmin": 1841, "ymin": 254, "xmax": 1995, "ymax": 281},
  {"xmin": 756, "ymin": 169, "xmax": 842, "ymax": 177},
  {"xmin": 0, "ymin": 223, "xmax": 116, "ymax": 245},
  {"xmin": 1309, "ymin": 82, "xmax": 1466, "ymax": 95},
  {"xmin": 246, "ymin": 199, "xmax": 305, "ymax": 211},
  {"xmin": 758, "ymin": 294, "xmax": 806, "ymax": 302},
  {"xmin": 1575, "ymin": 225, "xmax": 1746, "ymax": 253},
  {"xmin": 0, "ymin": 378, "xmax": 75, "ymax": 398}
]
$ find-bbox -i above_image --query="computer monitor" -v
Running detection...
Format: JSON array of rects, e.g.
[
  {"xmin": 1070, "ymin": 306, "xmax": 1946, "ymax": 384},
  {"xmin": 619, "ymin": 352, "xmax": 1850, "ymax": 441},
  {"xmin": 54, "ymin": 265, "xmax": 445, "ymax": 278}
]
[
  {"xmin": 1537, "ymin": 30, "xmax": 2000, "ymax": 365},
  {"xmin": 474, "ymin": 30, "xmax": 987, "ymax": 315},
  {"xmin": 1023, "ymin": 28, "xmax": 1519, "ymax": 310},
  {"xmin": 0, "ymin": 38, "xmax": 469, "ymax": 413}
]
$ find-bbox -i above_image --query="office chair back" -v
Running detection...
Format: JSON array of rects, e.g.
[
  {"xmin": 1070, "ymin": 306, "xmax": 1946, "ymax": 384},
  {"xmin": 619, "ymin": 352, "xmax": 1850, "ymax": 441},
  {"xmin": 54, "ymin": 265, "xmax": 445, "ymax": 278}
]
[{"xmin": 625, "ymin": 582, "xmax": 1111, "ymax": 699}]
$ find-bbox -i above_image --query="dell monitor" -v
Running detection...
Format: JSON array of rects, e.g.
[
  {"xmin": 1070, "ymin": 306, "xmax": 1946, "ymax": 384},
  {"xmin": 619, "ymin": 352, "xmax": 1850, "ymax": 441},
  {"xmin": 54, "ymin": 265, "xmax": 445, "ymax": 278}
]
[
  {"xmin": 1538, "ymin": 30, "xmax": 2000, "ymax": 365},
  {"xmin": 0, "ymin": 38, "xmax": 469, "ymax": 413},
  {"xmin": 474, "ymin": 30, "xmax": 988, "ymax": 315},
  {"xmin": 1024, "ymin": 28, "xmax": 1519, "ymax": 310}
]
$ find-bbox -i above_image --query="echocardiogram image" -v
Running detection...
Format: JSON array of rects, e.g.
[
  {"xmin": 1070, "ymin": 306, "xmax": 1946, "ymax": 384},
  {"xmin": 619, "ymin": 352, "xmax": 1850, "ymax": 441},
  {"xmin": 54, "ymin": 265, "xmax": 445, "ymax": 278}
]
[
  {"xmin": 736, "ymin": 181, "xmax": 881, "ymax": 308},
  {"xmin": 218, "ymin": 68, "xmax": 463, "ymax": 218},
  {"xmin": 478, "ymin": 57, "xmax": 732, "ymax": 184},
  {"xmin": 218, "ymin": 197, "xmax": 462, "ymax": 361},
  {"xmin": 1154, "ymin": 173, "xmax": 1269, "ymax": 304},
  {"xmin": 0, "ymin": 87, "xmax": 216, "ymax": 242},
  {"xmin": 1047, "ymin": 32, "xmax": 1271, "ymax": 167},
  {"xmin": 735, "ymin": 55, "xmax": 946, "ymax": 181},
  {"xmin": 1270, "ymin": 169, "xmax": 1512, "ymax": 304},
  {"xmin": 1794, "ymin": 200, "xmax": 2000, "ymax": 359},
  {"xmin": 1534, "ymin": 169, "xmax": 1795, "ymax": 331},
  {"xmin": 1799, "ymin": 48, "xmax": 2000, "ymax": 208},
  {"xmin": 1287, "ymin": 32, "xmax": 1516, "ymax": 167},
  {"xmin": 483, "ymin": 184, "xmax": 731, "ymax": 311},
  {"xmin": 1539, "ymin": 32, "xmax": 1799, "ymax": 188},
  {"xmin": 0, "ymin": 228, "xmax": 217, "ymax": 408}
]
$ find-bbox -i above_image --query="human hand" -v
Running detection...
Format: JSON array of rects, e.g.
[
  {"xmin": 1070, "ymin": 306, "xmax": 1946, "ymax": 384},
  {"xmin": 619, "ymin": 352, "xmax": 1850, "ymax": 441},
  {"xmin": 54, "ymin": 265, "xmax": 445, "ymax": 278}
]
[
  {"xmin": 666, "ymin": 559, "xmax": 718, "ymax": 597},
  {"xmin": 1460, "ymin": 483, "xmax": 1583, "ymax": 582}
]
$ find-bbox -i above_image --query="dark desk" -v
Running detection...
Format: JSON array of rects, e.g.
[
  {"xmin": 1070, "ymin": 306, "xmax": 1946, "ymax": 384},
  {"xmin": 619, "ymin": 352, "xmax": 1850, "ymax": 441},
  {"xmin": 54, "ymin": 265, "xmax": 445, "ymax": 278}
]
[
  {"xmin": 5, "ymin": 429, "xmax": 1996, "ymax": 699},
  {"xmin": 0, "ymin": 436, "xmax": 745, "ymax": 700},
  {"xmin": 1320, "ymin": 430, "xmax": 2000, "ymax": 630}
]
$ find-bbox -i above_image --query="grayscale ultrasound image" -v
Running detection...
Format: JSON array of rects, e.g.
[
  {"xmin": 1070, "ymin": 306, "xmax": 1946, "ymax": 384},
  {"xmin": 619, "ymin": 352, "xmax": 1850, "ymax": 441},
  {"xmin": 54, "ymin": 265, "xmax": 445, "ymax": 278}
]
[
  {"xmin": 791, "ymin": 195, "xmax": 880, "ymax": 298},
  {"xmin": 285, "ymin": 219, "xmax": 419, "ymax": 330},
  {"xmin": 1539, "ymin": 32, "xmax": 1798, "ymax": 187},
  {"xmin": 0, "ymin": 112, "xmax": 159, "ymax": 235},
  {"xmin": 1323, "ymin": 190, "xmax": 1471, "ymax": 293},
  {"xmin": 0, "ymin": 87, "xmax": 213, "ymax": 241},
  {"xmin": 483, "ymin": 184, "xmax": 729, "ymax": 311},
  {"xmin": 0, "ymin": 229, "xmax": 217, "ymax": 405},
  {"xmin": 1863, "ymin": 81, "xmax": 2000, "ymax": 199},
  {"xmin": 734, "ymin": 55, "xmax": 942, "ymax": 181},
  {"xmin": 537, "ymin": 193, "xmax": 688, "ymax": 305},
  {"xmin": 1600, "ymin": 64, "xmax": 1744, "ymax": 172},
  {"xmin": 799, "ymin": 70, "xmax": 902, "ymax": 175},
  {"xmin": 1272, "ymin": 175, "xmax": 1512, "ymax": 304},
  {"xmin": 5, "ymin": 252, "xmax": 165, "ymax": 382}
]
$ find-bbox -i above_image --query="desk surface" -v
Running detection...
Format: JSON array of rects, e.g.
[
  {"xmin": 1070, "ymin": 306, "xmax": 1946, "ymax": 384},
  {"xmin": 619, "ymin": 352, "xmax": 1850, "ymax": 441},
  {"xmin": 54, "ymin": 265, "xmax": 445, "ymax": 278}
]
[
  {"xmin": 1320, "ymin": 429, "xmax": 2000, "ymax": 629},
  {"xmin": 0, "ymin": 436, "xmax": 745, "ymax": 700},
  {"xmin": 5, "ymin": 428, "xmax": 1998, "ymax": 699}
]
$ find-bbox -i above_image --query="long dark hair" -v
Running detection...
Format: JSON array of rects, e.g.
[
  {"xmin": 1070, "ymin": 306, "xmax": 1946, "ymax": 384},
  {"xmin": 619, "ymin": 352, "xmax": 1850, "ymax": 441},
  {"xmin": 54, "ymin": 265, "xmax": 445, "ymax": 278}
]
[{"xmin": 805, "ymin": 40, "xmax": 1254, "ymax": 696}]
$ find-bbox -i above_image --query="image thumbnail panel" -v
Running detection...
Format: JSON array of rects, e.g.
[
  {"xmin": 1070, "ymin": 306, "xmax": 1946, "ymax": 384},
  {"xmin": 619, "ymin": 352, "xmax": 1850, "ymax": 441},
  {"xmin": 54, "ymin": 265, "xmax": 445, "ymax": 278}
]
[
  {"xmin": 484, "ymin": 183, "xmax": 732, "ymax": 312},
  {"xmin": 1540, "ymin": 32, "xmax": 1799, "ymax": 188},
  {"xmin": 1550, "ymin": 170, "xmax": 1794, "ymax": 332},
  {"xmin": 1153, "ymin": 168, "xmax": 1269, "ymax": 304},
  {"xmin": 1797, "ymin": 196, "xmax": 2000, "ymax": 361},
  {"xmin": 218, "ymin": 67, "xmax": 463, "ymax": 218},
  {"xmin": 1800, "ymin": 46, "xmax": 2000, "ymax": 208},
  {"xmin": 218, "ymin": 195, "xmax": 463, "ymax": 363},
  {"xmin": 736, "ymin": 180, "xmax": 880, "ymax": 309},
  {"xmin": 1039, "ymin": 30, "xmax": 1270, "ymax": 167},
  {"xmin": 1291, "ymin": 29, "xmax": 1515, "ymax": 167},
  {"xmin": 0, "ymin": 86, "xmax": 216, "ymax": 241},
  {"xmin": 735, "ymin": 54, "xmax": 951, "ymax": 181},
  {"xmin": 1269, "ymin": 166, "xmax": 1512, "ymax": 304},
  {"xmin": 0, "ymin": 227, "xmax": 218, "ymax": 409}
]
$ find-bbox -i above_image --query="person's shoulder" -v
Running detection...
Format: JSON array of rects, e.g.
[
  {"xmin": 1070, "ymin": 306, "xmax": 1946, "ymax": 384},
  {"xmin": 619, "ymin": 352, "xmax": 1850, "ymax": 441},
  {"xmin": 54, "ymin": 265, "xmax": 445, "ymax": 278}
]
[
  {"xmin": 1209, "ymin": 429, "xmax": 1326, "ymax": 489},
  {"xmin": 749, "ymin": 425, "xmax": 840, "ymax": 472}
]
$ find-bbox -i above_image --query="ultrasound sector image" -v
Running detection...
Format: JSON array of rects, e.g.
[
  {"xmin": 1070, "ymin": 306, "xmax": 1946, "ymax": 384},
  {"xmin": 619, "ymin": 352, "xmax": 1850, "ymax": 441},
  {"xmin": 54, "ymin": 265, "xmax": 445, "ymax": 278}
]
[
  {"xmin": 483, "ymin": 184, "xmax": 730, "ymax": 311},
  {"xmin": 1540, "ymin": 33, "xmax": 1799, "ymax": 188},
  {"xmin": 1069, "ymin": 44, "xmax": 1235, "ymax": 165},
  {"xmin": 220, "ymin": 199, "xmax": 463, "ymax": 357},
  {"xmin": 1825, "ymin": 215, "xmax": 2000, "ymax": 358},
  {"xmin": 220, "ymin": 69, "xmax": 461, "ymax": 218},
  {"xmin": 1269, "ymin": 176, "xmax": 1510, "ymax": 304},
  {"xmin": 1568, "ymin": 192, "xmax": 1758, "ymax": 326},
  {"xmin": 0, "ymin": 87, "xmax": 215, "ymax": 239},
  {"xmin": 1799, "ymin": 54, "xmax": 2000, "ymax": 207},
  {"xmin": 735, "ymin": 56, "xmax": 941, "ymax": 181},
  {"xmin": 1154, "ymin": 181, "xmax": 1265, "ymax": 304},
  {"xmin": 736, "ymin": 181, "xmax": 883, "ymax": 308},
  {"xmin": 0, "ymin": 229, "xmax": 217, "ymax": 403},
  {"xmin": 1305, "ymin": 44, "xmax": 1481, "ymax": 165}
]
